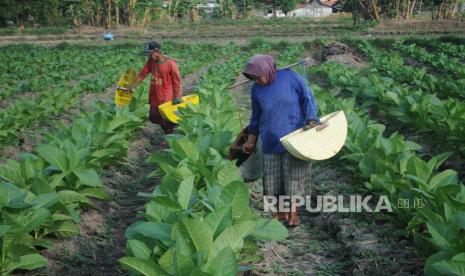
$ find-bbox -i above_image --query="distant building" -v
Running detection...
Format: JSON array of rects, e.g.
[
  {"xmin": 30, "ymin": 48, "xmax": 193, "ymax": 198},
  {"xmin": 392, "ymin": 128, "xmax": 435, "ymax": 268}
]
[{"xmin": 290, "ymin": 0, "xmax": 339, "ymax": 18}]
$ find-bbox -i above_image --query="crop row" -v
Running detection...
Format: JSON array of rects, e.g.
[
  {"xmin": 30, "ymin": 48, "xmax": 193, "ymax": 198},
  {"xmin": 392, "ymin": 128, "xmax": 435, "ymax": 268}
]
[
  {"xmin": 314, "ymin": 59, "xmax": 465, "ymax": 155},
  {"xmin": 355, "ymin": 41, "xmax": 465, "ymax": 99},
  {"xmin": 0, "ymin": 43, "xmax": 231, "ymax": 151},
  {"xmin": 307, "ymin": 60, "xmax": 465, "ymax": 275},
  {"xmin": 0, "ymin": 42, "xmax": 235, "ymax": 275},
  {"xmin": 393, "ymin": 41, "xmax": 465, "ymax": 79},
  {"xmin": 0, "ymin": 90, "xmax": 148, "ymax": 275},
  {"xmin": 117, "ymin": 41, "xmax": 307, "ymax": 275}
]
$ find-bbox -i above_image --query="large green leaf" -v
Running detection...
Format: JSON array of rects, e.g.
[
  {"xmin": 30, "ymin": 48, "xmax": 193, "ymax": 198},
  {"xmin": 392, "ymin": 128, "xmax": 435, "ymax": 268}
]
[
  {"xmin": 433, "ymin": 253, "xmax": 465, "ymax": 276},
  {"xmin": 127, "ymin": 239, "xmax": 151, "ymax": 260},
  {"xmin": 174, "ymin": 250, "xmax": 196, "ymax": 275},
  {"xmin": 119, "ymin": 257, "xmax": 169, "ymax": 276},
  {"xmin": 216, "ymin": 162, "xmax": 242, "ymax": 187},
  {"xmin": 171, "ymin": 137, "xmax": 199, "ymax": 161},
  {"xmin": 146, "ymin": 153, "xmax": 178, "ymax": 167},
  {"xmin": 426, "ymin": 222, "xmax": 453, "ymax": 251},
  {"xmin": 23, "ymin": 208, "xmax": 51, "ymax": 234},
  {"xmin": 208, "ymin": 221, "xmax": 256, "ymax": 263},
  {"xmin": 177, "ymin": 176, "xmax": 195, "ymax": 210},
  {"xmin": 125, "ymin": 222, "xmax": 172, "ymax": 242},
  {"xmin": 176, "ymin": 218, "xmax": 213, "ymax": 257},
  {"xmin": 252, "ymin": 219, "xmax": 288, "ymax": 241},
  {"xmin": 79, "ymin": 188, "xmax": 111, "ymax": 201},
  {"xmin": 73, "ymin": 168, "xmax": 102, "ymax": 187},
  {"xmin": 0, "ymin": 160, "xmax": 24, "ymax": 186},
  {"xmin": 453, "ymin": 213, "xmax": 465, "ymax": 230},
  {"xmin": 205, "ymin": 207, "xmax": 232, "ymax": 239},
  {"xmin": 0, "ymin": 225, "xmax": 11, "ymax": 237},
  {"xmin": 36, "ymin": 144, "xmax": 68, "ymax": 172},
  {"xmin": 45, "ymin": 221, "xmax": 80, "ymax": 238},
  {"xmin": 406, "ymin": 156, "xmax": 433, "ymax": 183},
  {"xmin": 0, "ymin": 182, "xmax": 30, "ymax": 208},
  {"xmin": 219, "ymin": 181, "xmax": 249, "ymax": 220},
  {"xmin": 429, "ymin": 170, "xmax": 459, "ymax": 191},
  {"xmin": 4, "ymin": 253, "xmax": 48, "ymax": 272},
  {"xmin": 206, "ymin": 247, "xmax": 237, "ymax": 276}
]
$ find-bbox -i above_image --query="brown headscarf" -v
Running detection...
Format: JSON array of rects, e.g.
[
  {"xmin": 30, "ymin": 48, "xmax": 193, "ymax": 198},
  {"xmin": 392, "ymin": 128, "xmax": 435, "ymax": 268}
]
[{"xmin": 243, "ymin": 55, "xmax": 277, "ymax": 84}]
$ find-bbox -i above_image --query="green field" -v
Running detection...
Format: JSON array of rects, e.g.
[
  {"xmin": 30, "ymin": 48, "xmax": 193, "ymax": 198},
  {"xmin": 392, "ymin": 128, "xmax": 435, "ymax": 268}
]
[{"xmin": 1, "ymin": 29, "xmax": 465, "ymax": 276}]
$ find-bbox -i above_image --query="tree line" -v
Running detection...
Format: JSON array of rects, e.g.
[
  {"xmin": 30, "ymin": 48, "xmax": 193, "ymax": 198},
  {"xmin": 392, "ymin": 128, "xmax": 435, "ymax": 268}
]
[{"xmin": 1, "ymin": 0, "xmax": 463, "ymax": 28}]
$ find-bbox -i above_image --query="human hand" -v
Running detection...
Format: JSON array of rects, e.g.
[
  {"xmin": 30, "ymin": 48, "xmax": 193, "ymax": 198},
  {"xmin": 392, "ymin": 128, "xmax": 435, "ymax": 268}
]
[
  {"xmin": 172, "ymin": 98, "xmax": 183, "ymax": 105},
  {"xmin": 242, "ymin": 142, "xmax": 255, "ymax": 154}
]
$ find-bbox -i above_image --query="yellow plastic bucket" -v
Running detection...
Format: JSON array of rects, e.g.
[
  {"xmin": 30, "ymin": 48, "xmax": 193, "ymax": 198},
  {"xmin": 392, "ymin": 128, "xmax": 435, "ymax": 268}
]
[
  {"xmin": 158, "ymin": 94, "xmax": 200, "ymax": 123},
  {"xmin": 115, "ymin": 69, "xmax": 137, "ymax": 107}
]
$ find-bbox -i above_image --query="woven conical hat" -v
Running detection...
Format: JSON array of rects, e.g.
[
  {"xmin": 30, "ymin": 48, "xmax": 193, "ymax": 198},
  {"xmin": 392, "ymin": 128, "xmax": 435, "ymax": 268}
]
[{"xmin": 280, "ymin": 111, "xmax": 347, "ymax": 161}]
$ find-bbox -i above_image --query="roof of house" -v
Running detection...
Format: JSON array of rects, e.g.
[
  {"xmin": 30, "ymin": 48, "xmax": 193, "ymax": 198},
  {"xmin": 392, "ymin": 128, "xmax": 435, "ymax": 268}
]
[{"xmin": 294, "ymin": 0, "xmax": 339, "ymax": 9}]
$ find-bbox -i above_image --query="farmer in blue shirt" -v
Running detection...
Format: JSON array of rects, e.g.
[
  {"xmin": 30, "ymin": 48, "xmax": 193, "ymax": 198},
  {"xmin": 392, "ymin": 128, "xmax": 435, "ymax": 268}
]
[{"xmin": 241, "ymin": 55, "xmax": 321, "ymax": 226}]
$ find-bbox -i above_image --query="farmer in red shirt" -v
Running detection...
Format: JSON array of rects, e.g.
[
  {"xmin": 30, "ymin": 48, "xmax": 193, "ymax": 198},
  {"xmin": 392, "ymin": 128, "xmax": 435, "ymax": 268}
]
[{"xmin": 129, "ymin": 41, "xmax": 182, "ymax": 134}]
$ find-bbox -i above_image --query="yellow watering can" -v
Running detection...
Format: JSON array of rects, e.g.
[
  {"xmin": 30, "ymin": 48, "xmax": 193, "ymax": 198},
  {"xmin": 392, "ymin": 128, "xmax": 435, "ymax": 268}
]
[{"xmin": 158, "ymin": 94, "xmax": 200, "ymax": 123}]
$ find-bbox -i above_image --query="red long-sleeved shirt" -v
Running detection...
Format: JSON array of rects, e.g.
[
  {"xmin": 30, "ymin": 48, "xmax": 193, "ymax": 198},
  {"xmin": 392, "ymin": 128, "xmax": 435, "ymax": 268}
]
[{"xmin": 138, "ymin": 57, "xmax": 181, "ymax": 107}]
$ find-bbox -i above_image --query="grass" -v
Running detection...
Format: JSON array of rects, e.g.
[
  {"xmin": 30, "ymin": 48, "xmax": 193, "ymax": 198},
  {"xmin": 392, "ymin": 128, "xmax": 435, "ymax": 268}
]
[{"xmin": 0, "ymin": 26, "xmax": 69, "ymax": 36}]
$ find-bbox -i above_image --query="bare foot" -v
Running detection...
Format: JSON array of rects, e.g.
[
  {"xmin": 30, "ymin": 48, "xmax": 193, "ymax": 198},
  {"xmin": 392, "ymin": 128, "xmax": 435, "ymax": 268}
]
[{"xmin": 288, "ymin": 212, "xmax": 300, "ymax": 226}]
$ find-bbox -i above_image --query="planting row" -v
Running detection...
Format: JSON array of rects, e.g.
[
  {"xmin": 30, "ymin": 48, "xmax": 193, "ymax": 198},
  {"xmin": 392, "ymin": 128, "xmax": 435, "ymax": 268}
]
[
  {"xmin": 0, "ymin": 43, "xmax": 231, "ymax": 151},
  {"xmin": 0, "ymin": 91, "xmax": 148, "ymax": 275},
  {"xmin": 355, "ymin": 41, "xmax": 465, "ymax": 99},
  {"xmin": 307, "ymin": 68, "xmax": 465, "ymax": 275},
  {"xmin": 314, "ymin": 59, "xmax": 465, "ymax": 155},
  {"xmin": 118, "ymin": 41, "xmax": 306, "ymax": 275},
  {"xmin": 0, "ymin": 42, "xmax": 236, "ymax": 275}
]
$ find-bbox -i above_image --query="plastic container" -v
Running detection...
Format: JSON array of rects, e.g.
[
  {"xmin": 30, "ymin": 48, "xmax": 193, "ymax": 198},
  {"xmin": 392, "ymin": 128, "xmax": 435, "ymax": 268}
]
[
  {"xmin": 115, "ymin": 69, "xmax": 137, "ymax": 107},
  {"xmin": 158, "ymin": 94, "xmax": 200, "ymax": 123}
]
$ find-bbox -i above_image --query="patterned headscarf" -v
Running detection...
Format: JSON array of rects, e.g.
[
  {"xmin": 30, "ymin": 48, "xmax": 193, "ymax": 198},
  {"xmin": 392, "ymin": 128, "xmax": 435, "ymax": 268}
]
[{"xmin": 243, "ymin": 55, "xmax": 277, "ymax": 84}]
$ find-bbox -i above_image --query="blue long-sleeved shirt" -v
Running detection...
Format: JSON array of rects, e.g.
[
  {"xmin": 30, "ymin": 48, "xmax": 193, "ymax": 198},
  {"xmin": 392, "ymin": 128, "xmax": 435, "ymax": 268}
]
[{"xmin": 247, "ymin": 69, "xmax": 319, "ymax": 154}]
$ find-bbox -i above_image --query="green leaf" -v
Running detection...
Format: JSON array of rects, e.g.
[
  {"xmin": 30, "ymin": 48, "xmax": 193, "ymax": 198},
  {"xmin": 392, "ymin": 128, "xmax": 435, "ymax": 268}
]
[
  {"xmin": 219, "ymin": 181, "xmax": 249, "ymax": 220},
  {"xmin": 45, "ymin": 221, "xmax": 80, "ymax": 238},
  {"xmin": 23, "ymin": 208, "xmax": 51, "ymax": 234},
  {"xmin": 433, "ymin": 253, "xmax": 465, "ymax": 276},
  {"xmin": 174, "ymin": 250, "xmax": 196, "ymax": 275},
  {"xmin": 4, "ymin": 253, "xmax": 48, "ymax": 272},
  {"xmin": 429, "ymin": 170, "xmax": 458, "ymax": 191},
  {"xmin": 146, "ymin": 153, "xmax": 178, "ymax": 167},
  {"xmin": 176, "ymin": 218, "xmax": 213, "ymax": 257},
  {"xmin": 36, "ymin": 144, "xmax": 68, "ymax": 172},
  {"xmin": 216, "ymin": 162, "xmax": 242, "ymax": 187},
  {"xmin": 253, "ymin": 219, "xmax": 288, "ymax": 241},
  {"xmin": 406, "ymin": 156, "xmax": 433, "ymax": 183},
  {"xmin": 426, "ymin": 222, "xmax": 453, "ymax": 251},
  {"xmin": 119, "ymin": 257, "xmax": 169, "ymax": 276},
  {"xmin": 205, "ymin": 207, "xmax": 233, "ymax": 239},
  {"xmin": 177, "ymin": 176, "xmax": 195, "ymax": 210},
  {"xmin": 127, "ymin": 239, "xmax": 151, "ymax": 260},
  {"xmin": 0, "ymin": 160, "xmax": 24, "ymax": 185},
  {"xmin": 208, "ymin": 221, "xmax": 256, "ymax": 263},
  {"xmin": 453, "ymin": 213, "xmax": 465, "ymax": 230},
  {"xmin": 79, "ymin": 188, "xmax": 111, "ymax": 201},
  {"xmin": 206, "ymin": 247, "xmax": 237, "ymax": 276},
  {"xmin": 0, "ymin": 182, "xmax": 30, "ymax": 208},
  {"xmin": 125, "ymin": 222, "xmax": 172, "ymax": 242},
  {"xmin": 0, "ymin": 225, "xmax": 11, "ymax": 237},
  {"xmin": 171, "ymin": 137, "xmax": 199, "ymax": 161},
  {"xmin": 73, "ymin": 168, "xmax": 102, "ymax": 187}
]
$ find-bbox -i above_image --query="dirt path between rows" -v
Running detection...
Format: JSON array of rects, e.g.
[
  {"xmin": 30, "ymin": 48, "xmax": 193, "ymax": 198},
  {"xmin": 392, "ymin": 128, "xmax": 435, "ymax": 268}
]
[{"xmin": 16, "ymin": 62, "xmax": 211, "ymax": 276}]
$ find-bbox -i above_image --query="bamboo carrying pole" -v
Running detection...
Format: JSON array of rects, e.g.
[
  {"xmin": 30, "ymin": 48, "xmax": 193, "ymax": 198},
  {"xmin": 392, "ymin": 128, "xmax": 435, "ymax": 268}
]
[{"xmin": 227, "ymin": 57, "xmax": 316, "ymax": 90}]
